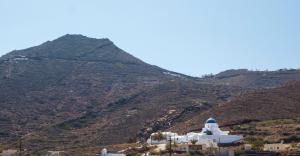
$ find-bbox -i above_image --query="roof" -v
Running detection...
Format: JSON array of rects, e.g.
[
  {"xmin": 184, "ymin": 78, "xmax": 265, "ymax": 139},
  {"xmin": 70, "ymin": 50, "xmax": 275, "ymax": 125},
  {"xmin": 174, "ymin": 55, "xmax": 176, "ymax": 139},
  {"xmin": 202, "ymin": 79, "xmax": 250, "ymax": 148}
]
[{"xmin": 206, "ymin": 118, "xmax": 217, "ymax": 123}]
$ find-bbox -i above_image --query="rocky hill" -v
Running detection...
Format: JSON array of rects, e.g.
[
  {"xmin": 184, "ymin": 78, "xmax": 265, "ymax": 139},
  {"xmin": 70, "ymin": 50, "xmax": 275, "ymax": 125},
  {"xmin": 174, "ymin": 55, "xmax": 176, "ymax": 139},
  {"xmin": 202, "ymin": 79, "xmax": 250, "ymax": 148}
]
[
  {"xmin": 0, "ymin": 35, "xmax": 242, "ymax": 154},
  {"xmin": 171, "ymin": 81, "xmax": 300, "ymax": 132},
  {"xmin": 168, "ymin": 81, "xmax": 300, "ymax": 144},
  {"xmin": 0, "ymin": 34, "xmax": 300, "ymax": 155},
  {"xmin": 202, "ymin": 69, "xmax": 300, "ymax": 88}
]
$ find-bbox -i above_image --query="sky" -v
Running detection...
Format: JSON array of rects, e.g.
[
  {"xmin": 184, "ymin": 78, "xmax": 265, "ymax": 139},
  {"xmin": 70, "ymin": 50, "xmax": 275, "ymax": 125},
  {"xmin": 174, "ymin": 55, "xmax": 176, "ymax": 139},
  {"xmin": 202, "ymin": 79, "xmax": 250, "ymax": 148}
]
[{"xmin": 1, "ymin": 0, "xmax": 300, "ymax": 76}]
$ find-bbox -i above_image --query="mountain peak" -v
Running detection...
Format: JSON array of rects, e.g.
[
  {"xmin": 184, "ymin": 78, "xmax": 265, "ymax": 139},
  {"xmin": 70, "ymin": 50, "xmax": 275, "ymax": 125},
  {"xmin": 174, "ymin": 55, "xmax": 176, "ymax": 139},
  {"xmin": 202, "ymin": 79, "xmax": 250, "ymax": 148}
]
[
  {"xmin": 60, "ymin": 34, "xmax": 87, "ymax": 38},
  {"xmin": 54, "ymin": 34, "xmax": 111, "ymax": 43},
  {"xmin": 1, "ymin": 35, "xmax": 143, "ymax": 64},
  {"xmin": 48, "ymin": 34, "xmax": 113, "ymax": 48}
]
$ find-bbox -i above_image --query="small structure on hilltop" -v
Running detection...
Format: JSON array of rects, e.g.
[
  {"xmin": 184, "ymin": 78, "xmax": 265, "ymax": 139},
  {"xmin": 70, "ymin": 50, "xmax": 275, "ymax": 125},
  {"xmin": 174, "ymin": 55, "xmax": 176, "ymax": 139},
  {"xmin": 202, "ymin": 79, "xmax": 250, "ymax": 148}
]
[
  {"xmin": 96, "ymin": 148, "xmax": 126, "ymax": 156},
  {"xmin": 148, "ymin": 118, "xmax": 242, "ymax": 145},
  {"xmin": 263, "ymin": 142, "xmax": 291, "ymax": 152},
  {"xmin": 46, "ymin": 151, "xmax": 67, "ymax": 156}
]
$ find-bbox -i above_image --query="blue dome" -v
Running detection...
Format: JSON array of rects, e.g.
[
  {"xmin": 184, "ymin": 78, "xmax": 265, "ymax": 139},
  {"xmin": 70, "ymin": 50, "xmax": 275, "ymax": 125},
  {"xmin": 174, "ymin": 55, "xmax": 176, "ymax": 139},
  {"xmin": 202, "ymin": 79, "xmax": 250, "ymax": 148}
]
[{"xmin": 206, "ymin": 118, "xmax": 217, "ymax": 123}]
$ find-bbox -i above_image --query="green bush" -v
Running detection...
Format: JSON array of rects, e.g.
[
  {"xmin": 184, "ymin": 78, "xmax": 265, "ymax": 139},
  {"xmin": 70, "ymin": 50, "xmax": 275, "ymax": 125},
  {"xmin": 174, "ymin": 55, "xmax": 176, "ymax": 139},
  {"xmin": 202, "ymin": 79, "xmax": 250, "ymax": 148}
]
[
  {"xmin": 258, "ymin": 119, "xmax": 296, "ymax": 126},
  {"xmin": 245, "ymin": 137, "xmax": 266, "ymax": 151},
  {"xmin": 252, "ymin": 140, "xmax": 264, "ymax": 151},
  {"xmin": 165, "ymin": 142, "xmax": 178, "ymax": 151},
  {"xmin": 234, "ymin": 149, "xmax": 245, "ymax": 156},
  {"xmin": 188, "ymin": 151, "xmax": 204, "ymax": 156},
  {"xmin": 191, "ymin": 139, "xmax": 197, "ymax": 145},
  {"xmin": 151, "ymin": 132, "xmax": 166, "ymax": 141}
]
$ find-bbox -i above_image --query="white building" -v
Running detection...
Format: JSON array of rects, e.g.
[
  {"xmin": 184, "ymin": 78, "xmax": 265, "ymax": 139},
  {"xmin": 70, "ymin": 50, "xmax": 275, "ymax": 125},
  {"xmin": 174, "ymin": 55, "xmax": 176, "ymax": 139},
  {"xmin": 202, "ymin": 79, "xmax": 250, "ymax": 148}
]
[
  {"xmin": 263, "ymin": 143, "xmax": 291, "ymax": 152},
  {"xmin": 45, "ymin": 151, "xmax": 66, "ymax": 156},
  {"xmin": 96, "ymin": 148, "xmax": 126, "ymax": 156},
  {"xmin": 148, "ymin": 118, "xmax": 242, "ymax": 145}
]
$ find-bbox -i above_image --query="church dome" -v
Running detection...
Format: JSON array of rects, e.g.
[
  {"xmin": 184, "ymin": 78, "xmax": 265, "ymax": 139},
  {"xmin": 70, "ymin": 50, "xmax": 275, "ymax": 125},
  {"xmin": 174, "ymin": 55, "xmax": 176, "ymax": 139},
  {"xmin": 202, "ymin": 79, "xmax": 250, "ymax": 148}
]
[{"xmin": 206, "ymin": 118, "xmax": 217, "ymax": 124}]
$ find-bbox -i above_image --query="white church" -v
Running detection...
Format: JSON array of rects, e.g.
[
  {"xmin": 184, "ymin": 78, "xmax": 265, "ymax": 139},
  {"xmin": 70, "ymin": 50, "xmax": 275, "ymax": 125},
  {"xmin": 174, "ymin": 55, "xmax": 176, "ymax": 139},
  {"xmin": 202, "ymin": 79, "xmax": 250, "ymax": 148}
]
[{"xmin": 148, "ymin": 118, "xmax": 242, "ymax": 145}]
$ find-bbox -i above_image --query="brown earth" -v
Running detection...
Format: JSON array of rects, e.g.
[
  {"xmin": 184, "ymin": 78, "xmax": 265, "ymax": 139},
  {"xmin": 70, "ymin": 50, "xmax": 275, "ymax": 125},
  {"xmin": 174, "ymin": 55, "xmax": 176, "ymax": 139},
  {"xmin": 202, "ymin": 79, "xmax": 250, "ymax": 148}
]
[{"xmin": 170, "ymin": 81, "xmax": 300, "ymax": 133}]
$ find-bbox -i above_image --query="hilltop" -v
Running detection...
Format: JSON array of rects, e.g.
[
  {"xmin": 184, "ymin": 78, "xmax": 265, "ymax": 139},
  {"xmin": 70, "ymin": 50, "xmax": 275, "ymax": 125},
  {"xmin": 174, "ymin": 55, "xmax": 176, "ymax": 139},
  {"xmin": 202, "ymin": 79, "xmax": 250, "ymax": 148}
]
[{"xmin": 202, "ymin": 69, "xmax": 300, "ymax": 88}]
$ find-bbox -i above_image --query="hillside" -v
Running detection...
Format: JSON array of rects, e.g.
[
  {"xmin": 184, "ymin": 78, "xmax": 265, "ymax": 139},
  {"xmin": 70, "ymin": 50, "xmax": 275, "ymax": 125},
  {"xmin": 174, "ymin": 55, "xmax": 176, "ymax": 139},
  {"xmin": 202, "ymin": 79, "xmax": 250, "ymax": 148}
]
[
  {"xmin": 0, "ymin": 35, "xmax": 242, "ymax": 154},
  {"xmin": 171, "ymin": 81, "xmax": 300, "ymax": 132},
  {"xmin": 0, "ymin": 35, "xmax": 300, "ymax": 155},
  {"xmin": 202, "ymin": 69, "xmax": 300, "ymax": 89}
]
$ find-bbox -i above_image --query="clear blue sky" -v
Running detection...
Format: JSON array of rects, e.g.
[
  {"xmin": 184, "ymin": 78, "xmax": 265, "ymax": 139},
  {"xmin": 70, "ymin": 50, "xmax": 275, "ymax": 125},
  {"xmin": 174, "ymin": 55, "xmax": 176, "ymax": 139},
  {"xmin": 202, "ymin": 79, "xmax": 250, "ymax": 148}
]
[{"xmin": 1, "ymin": 0, "xmax": 300, "ymax": 76}]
